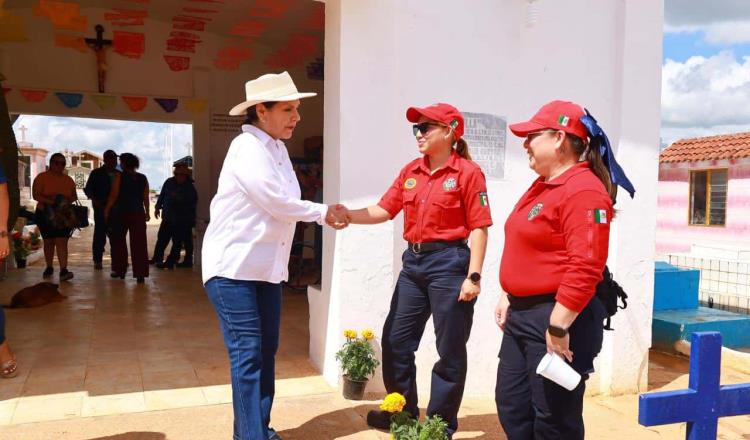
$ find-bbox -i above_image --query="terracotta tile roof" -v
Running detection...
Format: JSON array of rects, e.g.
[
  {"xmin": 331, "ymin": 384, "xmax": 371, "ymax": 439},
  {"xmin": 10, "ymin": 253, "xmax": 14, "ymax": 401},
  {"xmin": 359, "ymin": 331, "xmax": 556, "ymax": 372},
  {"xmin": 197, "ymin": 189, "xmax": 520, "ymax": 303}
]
[{"xmin": 660, "ymin": 132, "xmax": 750, "ymax": 163}]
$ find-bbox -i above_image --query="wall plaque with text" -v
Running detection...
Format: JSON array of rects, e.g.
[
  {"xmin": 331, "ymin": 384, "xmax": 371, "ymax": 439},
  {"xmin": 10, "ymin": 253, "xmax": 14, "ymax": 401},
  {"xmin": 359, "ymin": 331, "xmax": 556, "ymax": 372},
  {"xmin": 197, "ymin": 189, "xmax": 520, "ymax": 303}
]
[{"xmin": 463, "ymin": 112, "xmax": 506, "ymax": 180}]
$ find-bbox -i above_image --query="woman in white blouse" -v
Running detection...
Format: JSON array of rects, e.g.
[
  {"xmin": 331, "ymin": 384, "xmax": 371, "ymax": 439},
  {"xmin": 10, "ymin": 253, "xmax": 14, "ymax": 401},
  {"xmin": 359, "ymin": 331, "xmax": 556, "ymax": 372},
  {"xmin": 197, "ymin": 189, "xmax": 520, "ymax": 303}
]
[{"xmin": 202, "ymin": 72, "xmax": 346, "ymax": 440}]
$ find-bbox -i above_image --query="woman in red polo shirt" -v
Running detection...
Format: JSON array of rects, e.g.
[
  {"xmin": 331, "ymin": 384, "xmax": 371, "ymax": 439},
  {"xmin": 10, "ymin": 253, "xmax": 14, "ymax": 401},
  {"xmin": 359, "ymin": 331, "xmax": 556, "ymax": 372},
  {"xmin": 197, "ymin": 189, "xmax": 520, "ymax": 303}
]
[
  {"xmin": 341, "ymin": 103, "xmax": 492, "ymax": 438},
  {"xmin": 494, "ymin": 100, "xmax": 635, "ymax": 440}
]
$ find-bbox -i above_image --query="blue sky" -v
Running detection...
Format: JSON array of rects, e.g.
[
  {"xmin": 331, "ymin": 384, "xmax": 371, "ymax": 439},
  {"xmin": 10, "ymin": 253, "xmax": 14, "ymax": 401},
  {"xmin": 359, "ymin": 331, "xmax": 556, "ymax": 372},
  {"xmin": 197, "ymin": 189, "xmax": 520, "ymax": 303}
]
[
  {"xmin": 660, "ymin": 0, "xmax": 750, "ymax": 145},
  {"xmin": 663, "ymin": 32, "xmax": 750, "ymax": 62}
]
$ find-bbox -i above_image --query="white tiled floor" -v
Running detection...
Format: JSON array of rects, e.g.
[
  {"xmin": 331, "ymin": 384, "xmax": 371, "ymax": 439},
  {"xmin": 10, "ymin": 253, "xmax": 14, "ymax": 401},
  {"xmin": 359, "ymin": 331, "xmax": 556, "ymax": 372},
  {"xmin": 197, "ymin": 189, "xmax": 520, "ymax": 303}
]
[{"xmin": 0, "ymin": 225, "xmax": 320, "ymax": 425}]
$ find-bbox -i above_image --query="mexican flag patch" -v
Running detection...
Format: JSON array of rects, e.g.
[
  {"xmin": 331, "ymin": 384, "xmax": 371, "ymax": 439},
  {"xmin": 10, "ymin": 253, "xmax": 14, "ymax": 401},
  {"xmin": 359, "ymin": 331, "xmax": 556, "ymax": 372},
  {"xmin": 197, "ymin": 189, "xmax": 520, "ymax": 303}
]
[
  {"xmin": 594, "ymin": 209, "xmax": 607, "ymax": 224},
  {"xmin": 558, "ymin": 115, "xmax": 570, "ymax": 126},
  {"xmin": 479, "ymin": 192, "xmax": 489, "ymax": 207}
]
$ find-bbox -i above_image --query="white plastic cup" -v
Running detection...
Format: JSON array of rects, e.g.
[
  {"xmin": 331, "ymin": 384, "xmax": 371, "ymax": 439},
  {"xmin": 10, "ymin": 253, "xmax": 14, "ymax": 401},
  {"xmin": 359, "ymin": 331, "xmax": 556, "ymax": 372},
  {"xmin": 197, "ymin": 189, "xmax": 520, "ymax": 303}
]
[{"xmin": 536, "ymin": 352, "xmax": 581, "ymax": 391}]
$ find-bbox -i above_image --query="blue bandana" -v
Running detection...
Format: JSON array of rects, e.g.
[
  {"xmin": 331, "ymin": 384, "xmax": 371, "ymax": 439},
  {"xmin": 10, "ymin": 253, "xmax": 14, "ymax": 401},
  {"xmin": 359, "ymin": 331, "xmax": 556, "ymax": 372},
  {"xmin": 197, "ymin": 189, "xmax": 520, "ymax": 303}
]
[{"xmin": 579, "ymin": 109, "xmax": 636, "ymax": 199}]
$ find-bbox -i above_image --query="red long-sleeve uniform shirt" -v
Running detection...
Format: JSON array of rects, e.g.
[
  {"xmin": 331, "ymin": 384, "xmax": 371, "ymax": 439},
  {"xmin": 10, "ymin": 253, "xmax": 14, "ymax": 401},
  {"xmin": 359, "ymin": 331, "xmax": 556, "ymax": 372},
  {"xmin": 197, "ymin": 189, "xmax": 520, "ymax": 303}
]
[
  {"xmin": 378, "ymin": 151, "xmax": 493, "ymax": 242},
  {"xmin": 499, "ymin": 162, "xmax": 613, "ymax": 312}
]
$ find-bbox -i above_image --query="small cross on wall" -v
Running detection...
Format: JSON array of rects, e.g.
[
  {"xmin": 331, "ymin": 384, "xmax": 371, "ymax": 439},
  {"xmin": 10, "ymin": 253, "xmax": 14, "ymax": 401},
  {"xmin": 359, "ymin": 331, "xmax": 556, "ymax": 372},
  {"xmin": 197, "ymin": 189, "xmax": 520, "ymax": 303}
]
[
  {"xmin": 18, "ymin": 124, "xmax": 28, "ymax": 142},
  {"xmin": 85, "ymin": 24, "xmax": 113, "ymax": 93}
]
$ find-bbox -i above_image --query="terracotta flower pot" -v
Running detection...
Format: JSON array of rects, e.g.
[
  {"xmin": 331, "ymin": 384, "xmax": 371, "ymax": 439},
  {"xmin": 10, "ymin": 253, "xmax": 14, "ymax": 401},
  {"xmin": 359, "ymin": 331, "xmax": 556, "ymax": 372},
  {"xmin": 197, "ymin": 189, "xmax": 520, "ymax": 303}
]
[{"xmin": 342, "ymin": 376, "xmax": 367, "ymax": 400}]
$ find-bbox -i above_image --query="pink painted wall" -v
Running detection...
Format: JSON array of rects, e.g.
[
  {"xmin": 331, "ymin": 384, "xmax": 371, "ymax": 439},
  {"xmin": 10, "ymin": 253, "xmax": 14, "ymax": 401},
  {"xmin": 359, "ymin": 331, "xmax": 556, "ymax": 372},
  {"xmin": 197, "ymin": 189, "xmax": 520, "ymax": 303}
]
[{"xmin": 656, "ymin": 158, "xmax": 750, "ymax": 256}]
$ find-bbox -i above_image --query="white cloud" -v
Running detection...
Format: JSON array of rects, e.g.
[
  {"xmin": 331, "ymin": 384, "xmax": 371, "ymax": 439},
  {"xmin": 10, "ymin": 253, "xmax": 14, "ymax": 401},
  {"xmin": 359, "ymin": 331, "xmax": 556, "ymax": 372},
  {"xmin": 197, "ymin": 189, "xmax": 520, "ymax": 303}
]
[
  {"xmin": 661, "ymin": 51, "xmax": 750, "ymax": 144},
  {"xmin": 665, "ymin": 0, "xmax": 750, "ymax": 27},
  {"xmin": 703, "ymin": 21, "xmax": 750, "ymax": 44},
  {"xmin": 665, "ymin": 21, "xmax": 750, "ymax": 45},
  {"xmin": 13, "ymin": 115, "xmax": 192, "ymax": 190},
  {"xmin": 665, "ymin": 0, "xmax": 750, "ymax": 45}
]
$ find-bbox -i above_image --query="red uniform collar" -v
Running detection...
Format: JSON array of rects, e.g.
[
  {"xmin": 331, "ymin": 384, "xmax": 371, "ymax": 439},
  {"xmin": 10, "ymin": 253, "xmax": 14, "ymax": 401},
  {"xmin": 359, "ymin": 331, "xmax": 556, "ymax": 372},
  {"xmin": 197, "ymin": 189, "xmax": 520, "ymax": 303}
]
[
  {"xmin": 411, "ymin": 151, "xmax": 461, "ymax": 174},
  {"xmin": 536, "ymin": 161, "xmax": 590, "ymax": 187}
]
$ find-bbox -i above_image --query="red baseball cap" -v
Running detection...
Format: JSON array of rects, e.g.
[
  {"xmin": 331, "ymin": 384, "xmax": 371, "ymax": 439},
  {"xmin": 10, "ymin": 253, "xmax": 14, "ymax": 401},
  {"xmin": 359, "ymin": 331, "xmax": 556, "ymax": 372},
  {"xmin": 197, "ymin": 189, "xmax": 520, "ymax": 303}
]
[
  {"xmin": 509, "ymin": 100, "xmax": 588, "ymax": 140},
  {"xmin": 406, "ymin": 103, "xmax": 464, "ymax": 140}
]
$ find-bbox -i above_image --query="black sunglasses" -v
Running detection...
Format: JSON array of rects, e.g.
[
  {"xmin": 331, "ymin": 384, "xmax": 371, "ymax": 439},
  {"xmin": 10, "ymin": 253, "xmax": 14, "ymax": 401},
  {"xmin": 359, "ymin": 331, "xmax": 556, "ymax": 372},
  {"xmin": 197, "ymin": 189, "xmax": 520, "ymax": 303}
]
[
  {"xmin": 526, "ymin": 130, "xmax": 559, "ymax": 142},
  {"xmin": 412, "ymin": 122, "xmax": 445, "ymax": 136}
]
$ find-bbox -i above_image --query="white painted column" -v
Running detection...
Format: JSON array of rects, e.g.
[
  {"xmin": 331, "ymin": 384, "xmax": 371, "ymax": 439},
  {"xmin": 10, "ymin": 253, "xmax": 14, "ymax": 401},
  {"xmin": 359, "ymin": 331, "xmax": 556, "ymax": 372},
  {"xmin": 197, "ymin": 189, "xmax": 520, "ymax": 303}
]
[
  {"xmin": 313, "ymin": 0, "xmax": 403, "ymax": 391},
  {"xmin": 594, "ymin": 0, "xmax": 664, "ymax": 395}
]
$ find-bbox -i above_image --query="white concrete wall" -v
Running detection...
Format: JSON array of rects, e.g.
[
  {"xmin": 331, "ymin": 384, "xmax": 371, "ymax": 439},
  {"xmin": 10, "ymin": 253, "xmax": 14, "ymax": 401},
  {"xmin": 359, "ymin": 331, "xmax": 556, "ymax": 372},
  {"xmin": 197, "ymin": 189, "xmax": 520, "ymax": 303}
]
[{"xmin": 314, "ymin": 0, "xmax": 663, "ymax": 397}]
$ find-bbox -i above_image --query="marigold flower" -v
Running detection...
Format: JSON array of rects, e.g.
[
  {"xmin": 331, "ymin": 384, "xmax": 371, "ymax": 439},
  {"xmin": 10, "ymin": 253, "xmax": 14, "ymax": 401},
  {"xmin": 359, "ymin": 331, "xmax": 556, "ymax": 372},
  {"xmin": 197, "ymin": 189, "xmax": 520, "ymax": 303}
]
[
  {"xmin": 343, "ymin": 329, "xmax": 357, "ymax": 339},
  {"xmin": 380, "ymin": 392, "xmax": 406, "ymax": 413},
  {"xmin": 361, "ymin": 329, "xmax": 375, "ymax": 341}
]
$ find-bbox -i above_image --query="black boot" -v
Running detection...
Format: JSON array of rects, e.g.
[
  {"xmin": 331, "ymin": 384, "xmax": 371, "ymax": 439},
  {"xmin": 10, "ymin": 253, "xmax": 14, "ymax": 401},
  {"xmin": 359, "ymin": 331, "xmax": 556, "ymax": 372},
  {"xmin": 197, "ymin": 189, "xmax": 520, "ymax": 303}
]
[{"xmin": 366, "ymin": 410, "xmax": 394, "ymax": 430}]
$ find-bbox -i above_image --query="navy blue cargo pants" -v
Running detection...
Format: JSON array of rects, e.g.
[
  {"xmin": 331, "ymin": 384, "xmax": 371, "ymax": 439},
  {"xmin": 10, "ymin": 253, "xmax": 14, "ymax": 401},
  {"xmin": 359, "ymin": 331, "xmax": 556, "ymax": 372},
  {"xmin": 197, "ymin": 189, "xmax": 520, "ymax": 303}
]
[
  {"xmin": 496, "ymin": 296, "xmax": 606, "ymax": 440},
  {"xmin": 381, "ymin": 245, "xmax": 475, "ymax": 435}
]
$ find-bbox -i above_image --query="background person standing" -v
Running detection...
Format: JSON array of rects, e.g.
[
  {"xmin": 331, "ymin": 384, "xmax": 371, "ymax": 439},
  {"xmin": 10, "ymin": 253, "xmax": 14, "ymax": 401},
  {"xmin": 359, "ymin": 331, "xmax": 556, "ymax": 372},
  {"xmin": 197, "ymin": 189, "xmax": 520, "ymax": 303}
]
[
  {"xmin": 0, "ymin": 161, "xmax": 18, "ymax": 378},
  {"xmin": 32, "ymin": 153, "xmax": 77, "ymax": 281},
  {"xmin": 105, "ymin": 153, "xmax": 150, "ymax": 283},
  {"xmin": 155, "ymin": 164, "xmax": 197, "ymax": 269},
  {"xmin": 84, "ymin": 149, "xmax": 119, "ymax": 270}
]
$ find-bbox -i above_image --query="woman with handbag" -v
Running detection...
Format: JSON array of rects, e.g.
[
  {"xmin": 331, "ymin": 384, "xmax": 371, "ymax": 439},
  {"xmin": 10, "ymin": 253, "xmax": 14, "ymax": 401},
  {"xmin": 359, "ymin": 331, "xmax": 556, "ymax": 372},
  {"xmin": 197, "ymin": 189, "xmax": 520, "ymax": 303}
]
[{"xmin": 32, "ymin": 152, "xmax": 78, "ymax": 281}]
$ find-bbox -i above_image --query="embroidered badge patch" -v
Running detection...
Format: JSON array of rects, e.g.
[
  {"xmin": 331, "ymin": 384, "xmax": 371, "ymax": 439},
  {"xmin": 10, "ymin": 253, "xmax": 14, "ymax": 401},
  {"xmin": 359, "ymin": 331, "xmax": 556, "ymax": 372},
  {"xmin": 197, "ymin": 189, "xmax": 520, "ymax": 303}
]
[
  {"xmin": 558, "ymin": 114, "xmax": 570, "ymax": 126},
  {"xmin": 443, "ymin": 177, "xmax": 457, "ymax": 191},
  {"xmin": 479, "ymin": 192, "xmax": 489, "ymax": 207},
  {"xmin": 527, "ymin": 203, "xmax": 543, "ymax": 220},
  {"xmin": 404, "ymin": 178, "xmax": 417, "ymax": 190},
  {"xmin": 593, "ymin": 208, "xmax": 607, "ymax": 224}
]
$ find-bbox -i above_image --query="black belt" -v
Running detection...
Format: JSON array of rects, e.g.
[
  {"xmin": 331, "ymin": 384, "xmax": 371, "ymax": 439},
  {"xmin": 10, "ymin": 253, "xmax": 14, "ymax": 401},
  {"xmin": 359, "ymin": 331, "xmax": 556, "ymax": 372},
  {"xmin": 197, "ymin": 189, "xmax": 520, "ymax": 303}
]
[
  {"xmin": 407, "ymin": 239, "xmax": 467, "ymax": 254},
  {"xmin": 507, "ymin": 293, "xmax": 556, "ymax": 310}
]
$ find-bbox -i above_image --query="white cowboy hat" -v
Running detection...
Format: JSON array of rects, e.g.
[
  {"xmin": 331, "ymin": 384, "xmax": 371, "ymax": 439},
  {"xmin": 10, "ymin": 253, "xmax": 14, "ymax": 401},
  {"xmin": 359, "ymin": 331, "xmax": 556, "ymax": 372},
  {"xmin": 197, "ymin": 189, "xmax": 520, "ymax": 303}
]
[{"xmin": 229, "ymin": 71, "xmax": 317, "ymax": 116}]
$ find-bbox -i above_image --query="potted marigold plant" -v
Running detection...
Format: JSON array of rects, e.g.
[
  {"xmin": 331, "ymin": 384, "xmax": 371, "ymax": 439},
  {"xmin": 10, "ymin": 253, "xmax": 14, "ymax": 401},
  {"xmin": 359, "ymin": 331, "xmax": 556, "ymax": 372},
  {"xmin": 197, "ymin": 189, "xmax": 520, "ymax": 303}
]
[
  {"xmin": 335, "ymin": 329, "xmax": 379, "ymax": 400},
  {"xmin": 28, "ymin": 230, "xmax": 41, "ymax": 251},
  {"xmin": 11, "ymin": 230, "xmax": 30, "ymax": 268},
  {"xmin": 380, "ymin": 392, "xmax": 449, "ymax": 440}
]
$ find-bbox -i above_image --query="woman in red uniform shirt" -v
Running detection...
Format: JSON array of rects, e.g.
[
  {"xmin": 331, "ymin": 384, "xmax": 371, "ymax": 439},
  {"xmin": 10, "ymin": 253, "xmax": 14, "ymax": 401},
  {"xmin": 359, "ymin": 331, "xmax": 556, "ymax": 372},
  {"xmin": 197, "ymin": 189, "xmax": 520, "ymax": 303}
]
[
  {"xmin": 341, "ymin": 103, "xmax": 492, "ymax": 438},
  {"xmin": 494, "ymin": 100, "xmax": 635, "ymax": 439}
]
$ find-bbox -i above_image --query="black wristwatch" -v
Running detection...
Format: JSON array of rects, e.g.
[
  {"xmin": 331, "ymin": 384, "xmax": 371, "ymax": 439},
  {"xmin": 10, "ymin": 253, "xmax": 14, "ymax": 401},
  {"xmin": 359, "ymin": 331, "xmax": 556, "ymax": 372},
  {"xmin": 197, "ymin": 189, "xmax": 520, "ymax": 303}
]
[
  {"xmin": 547, "ymin": 324, "xmax": 568, "ymax": 338},
  {"xmin": 467, "ymin": 272, "xmax": 481, "ymax": 285}
]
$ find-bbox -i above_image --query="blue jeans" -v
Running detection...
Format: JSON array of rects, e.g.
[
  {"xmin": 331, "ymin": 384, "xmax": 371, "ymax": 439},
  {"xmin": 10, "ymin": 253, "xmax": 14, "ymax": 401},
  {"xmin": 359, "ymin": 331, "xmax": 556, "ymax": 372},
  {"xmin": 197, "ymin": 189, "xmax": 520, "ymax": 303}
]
[{"xmin": 205, "ymin": 277, "xmax": 282, "ymax": 440}]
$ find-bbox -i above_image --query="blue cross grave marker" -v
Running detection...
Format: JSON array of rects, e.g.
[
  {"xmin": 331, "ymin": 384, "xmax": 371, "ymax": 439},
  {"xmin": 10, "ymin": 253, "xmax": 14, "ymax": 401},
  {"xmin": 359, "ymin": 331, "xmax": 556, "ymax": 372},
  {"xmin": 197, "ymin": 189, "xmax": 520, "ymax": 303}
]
[{"xmin": 639, "ymin": 331, "xmax": 750, "ymax": 439}]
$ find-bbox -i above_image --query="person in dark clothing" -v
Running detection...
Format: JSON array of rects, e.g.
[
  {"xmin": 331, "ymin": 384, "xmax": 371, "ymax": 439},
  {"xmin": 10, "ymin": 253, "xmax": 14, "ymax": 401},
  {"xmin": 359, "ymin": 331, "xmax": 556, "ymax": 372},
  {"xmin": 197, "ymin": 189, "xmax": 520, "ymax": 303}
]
[
  {"xmin": 155, "ymin": 164, "xmax": 197, "ymax": 269},
  {"xmin": 104, "ymin": 153, "xmax": 150, "ymax": 283},
  {"xmin": 150, "ymin": 168, "xmax": 176, "ymax": 267},
  {"xmin": 83, "ymin": 150, "xmax": 119, "ymax": 270}
]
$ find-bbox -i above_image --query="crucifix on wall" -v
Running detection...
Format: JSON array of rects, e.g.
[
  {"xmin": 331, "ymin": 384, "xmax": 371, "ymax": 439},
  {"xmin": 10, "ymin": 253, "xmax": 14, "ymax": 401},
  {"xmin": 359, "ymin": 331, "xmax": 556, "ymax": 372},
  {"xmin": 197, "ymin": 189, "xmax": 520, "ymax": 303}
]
[{"xmin": 85, "ymin": 25, "xmax": 113, "ymax": 93}]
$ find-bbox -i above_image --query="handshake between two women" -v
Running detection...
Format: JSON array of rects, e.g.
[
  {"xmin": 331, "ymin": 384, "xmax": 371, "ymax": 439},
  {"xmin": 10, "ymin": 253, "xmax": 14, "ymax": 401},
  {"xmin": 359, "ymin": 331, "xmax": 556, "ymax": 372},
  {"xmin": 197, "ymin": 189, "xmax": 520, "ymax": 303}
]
[{"xmin": 323, "ymin": 203, "xmax": 393, "ymax": 230}]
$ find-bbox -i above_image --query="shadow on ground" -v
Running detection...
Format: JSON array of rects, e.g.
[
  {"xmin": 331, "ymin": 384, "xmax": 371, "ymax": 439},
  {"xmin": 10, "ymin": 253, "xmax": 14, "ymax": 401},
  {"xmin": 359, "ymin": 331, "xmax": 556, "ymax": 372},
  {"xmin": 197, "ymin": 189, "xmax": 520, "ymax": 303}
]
[
  {"xmin": 278, "ymin": 404, "xmax": 506, "ymax": 440},
  {"xmin": 86, "ymin": 433, "xmax": 166, "ymax": 440}
]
